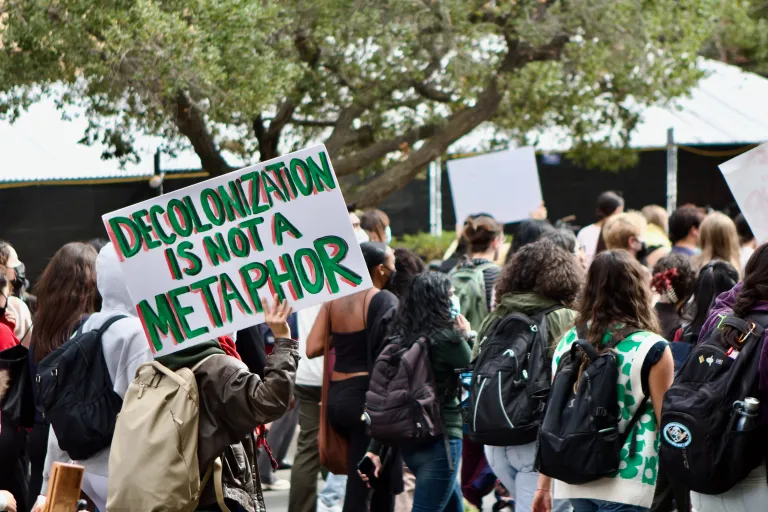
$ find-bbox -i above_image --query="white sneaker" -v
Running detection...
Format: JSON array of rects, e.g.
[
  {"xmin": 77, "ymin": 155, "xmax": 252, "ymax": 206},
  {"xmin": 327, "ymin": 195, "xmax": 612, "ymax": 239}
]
[{"xmin": 263, "ymin": 478, "xmax": 291, "ymax": 491}]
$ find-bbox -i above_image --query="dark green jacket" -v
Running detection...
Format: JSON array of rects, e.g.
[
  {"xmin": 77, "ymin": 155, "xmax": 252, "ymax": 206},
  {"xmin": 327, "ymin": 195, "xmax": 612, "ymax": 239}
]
[
  {"xmin": 473, "ymin": 292, "xmax": 577, "ymax": 360},
  {"xmin": 429, "ymin": 328, "xmax": 472, "ymax": 439}
]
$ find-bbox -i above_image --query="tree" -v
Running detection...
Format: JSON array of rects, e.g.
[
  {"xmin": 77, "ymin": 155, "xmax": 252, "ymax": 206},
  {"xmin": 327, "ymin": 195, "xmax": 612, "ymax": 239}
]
[
  {"xmin": 704, "ymin": 0, "xmax": 768, "ymax": 76},
  {"xmin": 1, "ymin": 0, "xmax": 721, "ymax": 206}
]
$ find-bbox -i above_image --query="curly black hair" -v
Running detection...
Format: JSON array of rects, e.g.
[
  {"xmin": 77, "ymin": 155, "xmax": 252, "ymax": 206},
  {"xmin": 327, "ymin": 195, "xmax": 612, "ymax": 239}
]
[
  {"xmin": 495, "ymin": 239, "xmax": 583, "ymax": 306},
  {"xmin": 390, "ymin": 272, "xmax": 455, "ymax": 339}
]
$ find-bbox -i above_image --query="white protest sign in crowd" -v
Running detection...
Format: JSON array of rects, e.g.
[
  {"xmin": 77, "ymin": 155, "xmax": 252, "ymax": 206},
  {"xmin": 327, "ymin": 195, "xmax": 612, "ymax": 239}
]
[
  {"xmin": 102, "ymin": 144, "xmax": 372, "ymax": 358},
  {"xmin": 720, "ymin": 140, "xmax": 768, "ymax": 244},
  {"xmin": 447, "ymin": 146, "xmax": 543, "ymax": 225}
]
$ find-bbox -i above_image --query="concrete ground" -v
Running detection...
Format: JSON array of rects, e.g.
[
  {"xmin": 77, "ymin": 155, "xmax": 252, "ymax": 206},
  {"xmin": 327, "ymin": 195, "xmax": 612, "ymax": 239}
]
[{"xmin": 262, "ymin": 468, "xmax": 501, "ymax": 511}]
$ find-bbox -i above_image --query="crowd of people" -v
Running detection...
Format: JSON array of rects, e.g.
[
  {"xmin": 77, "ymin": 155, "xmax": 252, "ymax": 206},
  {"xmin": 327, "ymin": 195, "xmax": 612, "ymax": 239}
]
[{"xmin": 0, "ymin": 192, "xmax": 766, "ymax": 512}]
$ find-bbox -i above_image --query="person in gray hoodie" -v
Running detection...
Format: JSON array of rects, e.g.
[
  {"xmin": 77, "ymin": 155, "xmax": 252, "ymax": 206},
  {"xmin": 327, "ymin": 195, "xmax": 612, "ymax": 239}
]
[{"xmin": 33, "ymin": 242, "xmax": 153, "ymax": 511}]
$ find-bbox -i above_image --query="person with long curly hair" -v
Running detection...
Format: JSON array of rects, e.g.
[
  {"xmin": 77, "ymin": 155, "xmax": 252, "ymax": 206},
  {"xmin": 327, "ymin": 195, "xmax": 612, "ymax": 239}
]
[
  {"xmin": 364, "ymin": 272, "xmax": 472, "ymax": 512},
  {"xmin": 477, "ymin": 239, "xmax": 582, "ymax": 512},
  {"xmin": 534, "ymin": 250, "xmax": 674, "ymax": 512},
  {"xmin": 27, "ymin": 242, "xmax": 101, "ymax": 502},
  {"xmin": 688, "ymin": 243, "xmax": 768, "ymax": 511},
  {"xmin": 651, "ymin": 253, "xmax": 697, "ymax": 342}
]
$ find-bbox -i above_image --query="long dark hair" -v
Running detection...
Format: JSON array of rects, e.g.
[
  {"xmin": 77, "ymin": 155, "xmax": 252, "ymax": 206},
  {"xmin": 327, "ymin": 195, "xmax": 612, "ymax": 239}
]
[
  {"xmin": 687, "ymin": 260, "xmax": 739, "ymax": 335},
  {"xmin": 31, "ymin": 242, "xmax": 100, "ymax": 363},
  {"xmin": 724, "ymin": 243, "xmax": 768, "ymax": 346},
  {"xmin": 576, "ymin": 250, "xmax": 660, "ymax": 346},
  {"xmin": 390, "ymin": 272, "xmax": 454, "ymax": 339}
]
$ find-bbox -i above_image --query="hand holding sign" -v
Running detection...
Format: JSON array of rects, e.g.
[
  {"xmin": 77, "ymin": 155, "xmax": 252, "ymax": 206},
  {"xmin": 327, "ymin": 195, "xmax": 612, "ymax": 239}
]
[{"xmin": 262, "ymin": 295, "xmax": 293, "ymax": 339}]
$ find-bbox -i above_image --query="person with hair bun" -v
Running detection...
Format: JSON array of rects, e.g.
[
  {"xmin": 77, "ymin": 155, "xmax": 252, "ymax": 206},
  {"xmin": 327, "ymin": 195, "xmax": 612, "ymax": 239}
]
[
  {"xmin": 450, "ymin": 214, "xmax": 503, "ymax": 512},
  {"xmin": 651, "ymin": 253, "xmax": 697, "ymax": 342},
  {"xmin": 478, "ymin": 239, "xmax": 581, "ymax": 512},
  {"xmin": 689, "ymin": 243, "xmax": 768, "ymax": 510}
]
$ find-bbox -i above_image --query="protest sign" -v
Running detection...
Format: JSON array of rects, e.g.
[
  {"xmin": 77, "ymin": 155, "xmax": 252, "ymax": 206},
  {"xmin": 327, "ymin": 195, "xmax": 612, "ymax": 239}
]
[
  {"xmin": 446, "ymin": 147, "xmax": 543, "ymax": 225},
  {"xmin": 102, "ymin": 144, "xmax": 372, "ymax": 357},
  {"xmin": 719, "ymin": 141, "xmax": 768, "ymax": 244}
]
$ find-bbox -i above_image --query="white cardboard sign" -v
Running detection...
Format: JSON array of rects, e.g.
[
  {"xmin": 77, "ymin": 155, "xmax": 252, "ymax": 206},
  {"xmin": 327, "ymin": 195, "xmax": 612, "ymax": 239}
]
[
  {"xmin": 719, "ymin": 141, "xmax": 768, "ymax": 244},
  {"xmin": 102, "ymin": 144, "xmax": 371, "ymax": 357},
  {"xmin": 446, "ymin": 147, "xmax": 543, "ymax": 225}
]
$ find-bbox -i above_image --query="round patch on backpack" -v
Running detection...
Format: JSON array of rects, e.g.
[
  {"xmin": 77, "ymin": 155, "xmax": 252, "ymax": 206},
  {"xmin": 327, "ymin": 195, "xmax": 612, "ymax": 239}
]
[{"xmin": 663, "ymin": 422, "xmax": 692, "ymax": 448}]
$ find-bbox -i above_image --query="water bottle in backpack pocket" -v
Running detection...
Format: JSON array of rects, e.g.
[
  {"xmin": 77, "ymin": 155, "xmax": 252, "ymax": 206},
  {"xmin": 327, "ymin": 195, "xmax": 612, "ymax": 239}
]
[
  {"xmin": 468, "ymin": 307, "xmax": 561, "ymax": 446},
  {"xmin": 659, "ymin": 315, "xmax": 767, "ymax": 495},
  {"xmin": 536, "ymin": 333, "xmax": 649, "ymax": 485}
]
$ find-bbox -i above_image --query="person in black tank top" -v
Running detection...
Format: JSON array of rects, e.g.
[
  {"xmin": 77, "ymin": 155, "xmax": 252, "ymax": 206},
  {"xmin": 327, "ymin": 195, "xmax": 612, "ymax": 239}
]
[{"xmin": 308, "ymin": 242, "xmax": 400, "ymax": 512}]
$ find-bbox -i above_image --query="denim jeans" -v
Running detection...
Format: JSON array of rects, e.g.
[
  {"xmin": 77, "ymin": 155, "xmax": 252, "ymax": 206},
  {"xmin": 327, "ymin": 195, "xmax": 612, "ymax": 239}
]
[
  {"xmin": 318, "ymin": 473, "xmax": 348, "ymax": 508},
  {"xmin": 691, "ymin": 465, "xmax": 768, "ymax": 512},
  {"xmin": 570, "ymin": 498, "xmax": 648, "ymax": 511},
  {"xmin": 402, "ymin": 437, "xmax": 463, "ymax": 512},
  {"xmin": 485, "ymin": 442, "xmax": 570, "ymax": 512}
]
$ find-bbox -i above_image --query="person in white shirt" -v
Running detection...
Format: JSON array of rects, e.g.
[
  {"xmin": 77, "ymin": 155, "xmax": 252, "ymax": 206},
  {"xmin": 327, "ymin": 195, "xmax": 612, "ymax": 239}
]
[{"xmin": 577, "ymin": 191, "xmax": 625, "ymax": 266}]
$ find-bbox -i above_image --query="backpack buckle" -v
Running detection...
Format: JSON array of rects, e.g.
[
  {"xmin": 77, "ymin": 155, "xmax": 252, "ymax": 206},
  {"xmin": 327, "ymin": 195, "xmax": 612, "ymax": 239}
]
[
  {"xmin": 595, "ymin": 407, "xmax": 606, "ymax": 417},
  {"xmin": 737, "ymin": 322, "xmax": 757, "ymax": 345}
]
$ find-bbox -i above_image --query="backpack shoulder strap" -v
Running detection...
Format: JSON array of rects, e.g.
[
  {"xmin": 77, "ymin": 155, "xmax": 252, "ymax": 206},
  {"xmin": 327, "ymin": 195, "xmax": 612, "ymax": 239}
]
[
  {"xmin": 191, "ymin": 354, "xmax": 221, "ymax": 373},
  {"xmin": 96, "ymin": 314, "xmax": 130, "ymax": 337}
]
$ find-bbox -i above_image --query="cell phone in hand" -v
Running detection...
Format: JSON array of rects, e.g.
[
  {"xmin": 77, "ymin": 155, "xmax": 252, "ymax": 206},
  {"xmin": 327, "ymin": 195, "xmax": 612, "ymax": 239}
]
[{"xmin": 357, "ymin": 455, "xmax": 378, "ymax": 485}]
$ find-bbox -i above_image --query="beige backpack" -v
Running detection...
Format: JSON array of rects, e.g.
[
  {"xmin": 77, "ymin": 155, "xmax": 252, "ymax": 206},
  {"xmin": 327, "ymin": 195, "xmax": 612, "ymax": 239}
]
[{"xmin": 107, "ymin": 356, "xmax": 223, "ymax": 512}]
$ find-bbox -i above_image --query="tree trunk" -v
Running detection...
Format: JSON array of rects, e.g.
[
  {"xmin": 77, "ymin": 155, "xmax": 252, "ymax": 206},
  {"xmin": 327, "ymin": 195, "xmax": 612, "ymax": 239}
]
[{"xmin": 174, "ymin": 92, "xmax": 232, "ymax": 177}]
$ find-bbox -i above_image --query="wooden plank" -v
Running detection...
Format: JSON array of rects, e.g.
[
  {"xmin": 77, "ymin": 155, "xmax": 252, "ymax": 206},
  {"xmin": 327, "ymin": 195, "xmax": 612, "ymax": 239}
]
[{"xmin": 44, "ymin": 463, "xmax": 84, "ymax": 512}]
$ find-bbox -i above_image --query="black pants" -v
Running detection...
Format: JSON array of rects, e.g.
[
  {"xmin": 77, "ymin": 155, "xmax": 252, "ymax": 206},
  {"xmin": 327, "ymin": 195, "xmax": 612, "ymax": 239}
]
[
  {"xmin": 651, "ymin": 466, "xmax": 691, "ymax": 512},
  {"xmin": 27, "ymin": 422, "xmax": 49, "ymax": 502},
  {"xmin": 328, "ymin": 376, "xmax": 398, "ymax": 512},
  {"xmin": 0, "ymin": 418, "xmax": 29, "ymax": 512}
]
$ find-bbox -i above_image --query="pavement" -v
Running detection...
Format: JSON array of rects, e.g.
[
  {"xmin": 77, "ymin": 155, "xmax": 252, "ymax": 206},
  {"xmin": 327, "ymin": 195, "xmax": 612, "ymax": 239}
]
[{"xmin": 261, "ymin": 469, "xmax": 501, "ymax": 511}]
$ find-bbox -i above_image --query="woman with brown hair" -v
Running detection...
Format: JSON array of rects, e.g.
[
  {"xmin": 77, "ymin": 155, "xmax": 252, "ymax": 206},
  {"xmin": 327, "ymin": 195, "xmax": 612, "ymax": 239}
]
[
  {"xmin": 361, "ymin": 209, "xmax": 392, "ymax": 244},
  {"xmin": 534, "ymin": 250, "xmax": 674, "ymax": 512},
  {"xmin": 694, "ymin": 212, "xmax": 741, "ymax": 275},
  {"xmin": 27, "ymin": 242, "xmax": 100, "ymax": 501}
]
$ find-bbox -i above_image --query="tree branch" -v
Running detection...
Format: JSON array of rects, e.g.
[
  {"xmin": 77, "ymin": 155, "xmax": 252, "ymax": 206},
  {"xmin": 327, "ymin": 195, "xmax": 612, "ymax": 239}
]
[
  {"xmin": 412, "ymin": 81, "xmax": 454, "ymax": 102},
  {"xmin": 290, "ymin": 117, "xmax": 338, "ymax": 127},
  {"xmin": 348, "ymin": 33, "xmax": 570, "ymax": 207},
  {"xmin": 334, "ymin": 124, "xmax": 439, "ymax": 176},
  {"xmin": 174, "ymin": 91, "xmax": 232, "ymax": 177}
]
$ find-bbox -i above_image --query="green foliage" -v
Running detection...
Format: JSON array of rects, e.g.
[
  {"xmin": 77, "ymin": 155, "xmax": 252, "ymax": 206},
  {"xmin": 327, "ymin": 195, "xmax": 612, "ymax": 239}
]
[
  {"xmin": 392, "ymin": 231, "xmax": 458, "ymax": 263},
  {"xmin": 0, "ymin": 0, "xmax": 726, "ymax": 203},
  {"xmin": 704, "ymin": 1, "xmax": 768, "ymax": 76}
]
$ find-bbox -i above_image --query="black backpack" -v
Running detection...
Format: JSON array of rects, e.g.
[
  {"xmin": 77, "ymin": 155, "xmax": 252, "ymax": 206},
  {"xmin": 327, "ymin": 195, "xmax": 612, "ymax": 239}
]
[
  {"xmin": 468, "ymin": 305, "xmax": 562, "ymax": 446},
  {"xmin": 36, "ymin": 315, "xmax": 127, "ymax": 460},
  {"xmin": 659, "ymin": 314, "xmax": 767, "ymax": 495},
  {"xmin": 366, "ymin": 336, "xmax": 446, "ymax": 446},
  {"xmin": 537, "ymin": 327, "xmax": 648, "ymax": 485}
]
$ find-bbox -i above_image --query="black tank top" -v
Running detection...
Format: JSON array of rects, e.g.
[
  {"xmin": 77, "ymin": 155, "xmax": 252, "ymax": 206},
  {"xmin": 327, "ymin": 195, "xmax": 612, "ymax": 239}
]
[{"xmin": 331, "ymin": 289, "xmax": 374, "ymax": 373}]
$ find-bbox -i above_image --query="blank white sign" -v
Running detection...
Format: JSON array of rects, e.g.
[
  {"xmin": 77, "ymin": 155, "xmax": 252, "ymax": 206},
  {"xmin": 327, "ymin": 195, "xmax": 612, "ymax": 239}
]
[
  {"xmin": 447, "ymin": 147, "xmax": 543, "ymax": 225},
  {"xmin": 719, "ymin": 141, "xmax": 768, "ymax": 244}
]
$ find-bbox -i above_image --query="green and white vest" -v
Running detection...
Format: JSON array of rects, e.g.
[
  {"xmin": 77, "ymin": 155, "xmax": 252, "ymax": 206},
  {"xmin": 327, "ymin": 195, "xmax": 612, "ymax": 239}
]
[{"xmin": 550, "ymin": 328, "xmax": 666, "ymax": 508}]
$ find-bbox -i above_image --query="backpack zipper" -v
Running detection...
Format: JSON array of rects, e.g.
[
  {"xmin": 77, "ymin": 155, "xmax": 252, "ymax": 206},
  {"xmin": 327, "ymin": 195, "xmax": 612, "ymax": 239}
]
[
  {"xmin": 499, "ymin": 371, "xmax": 514, "ymax": 429},
  {"xmin": 473, "ymin": 378, "xmax": 488, "ymax": 431}
]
